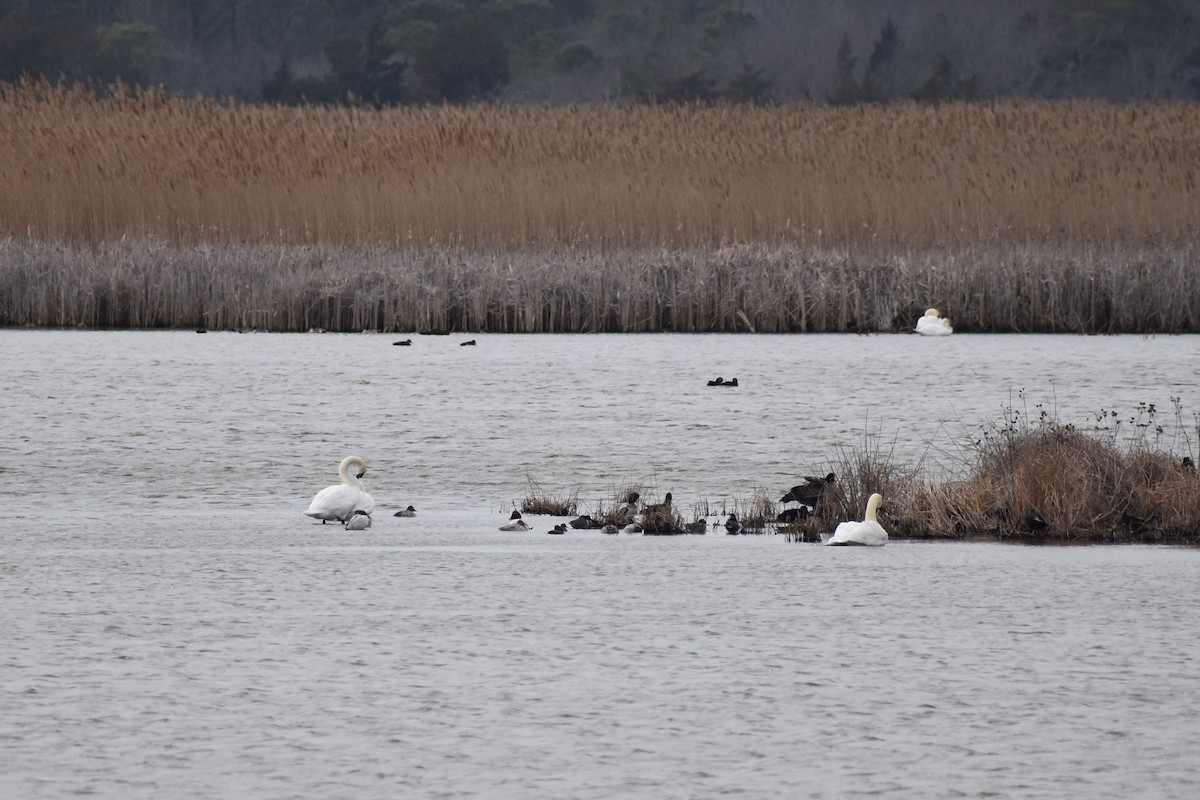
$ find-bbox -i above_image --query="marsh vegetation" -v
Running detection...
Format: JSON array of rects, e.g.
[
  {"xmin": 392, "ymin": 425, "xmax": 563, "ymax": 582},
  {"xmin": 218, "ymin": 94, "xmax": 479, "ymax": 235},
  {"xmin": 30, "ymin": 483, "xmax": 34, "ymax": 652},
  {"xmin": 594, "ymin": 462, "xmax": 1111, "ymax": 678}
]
[{"xmin": 3, "ymin": 83, "xmax": 1199, "ymax": 332}]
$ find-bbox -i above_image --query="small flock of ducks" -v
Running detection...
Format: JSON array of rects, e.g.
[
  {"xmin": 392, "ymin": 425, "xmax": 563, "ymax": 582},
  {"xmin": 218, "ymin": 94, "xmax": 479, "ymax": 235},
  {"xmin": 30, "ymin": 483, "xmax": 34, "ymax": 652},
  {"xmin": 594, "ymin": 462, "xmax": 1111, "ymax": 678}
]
[{"xmin": 304, "ymin": 460, "xmax": 888, "ymax": 545}]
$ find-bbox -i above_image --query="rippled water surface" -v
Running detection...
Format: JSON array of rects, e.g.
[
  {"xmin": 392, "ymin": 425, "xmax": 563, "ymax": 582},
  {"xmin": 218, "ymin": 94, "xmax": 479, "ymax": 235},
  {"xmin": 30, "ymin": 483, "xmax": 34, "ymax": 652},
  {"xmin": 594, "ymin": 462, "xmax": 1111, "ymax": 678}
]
[{"xmin": 3, "ymin": 330, "xmax": 1200, "ymax": 799}]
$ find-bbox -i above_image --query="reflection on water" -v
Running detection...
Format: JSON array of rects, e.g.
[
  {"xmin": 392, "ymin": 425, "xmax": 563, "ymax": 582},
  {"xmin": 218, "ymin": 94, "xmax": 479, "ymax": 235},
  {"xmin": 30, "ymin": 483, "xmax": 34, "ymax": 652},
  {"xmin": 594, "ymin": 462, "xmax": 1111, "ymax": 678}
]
[{"xmin": 2, "ymin": 331, "xmax": 1199, "ymax": 799}]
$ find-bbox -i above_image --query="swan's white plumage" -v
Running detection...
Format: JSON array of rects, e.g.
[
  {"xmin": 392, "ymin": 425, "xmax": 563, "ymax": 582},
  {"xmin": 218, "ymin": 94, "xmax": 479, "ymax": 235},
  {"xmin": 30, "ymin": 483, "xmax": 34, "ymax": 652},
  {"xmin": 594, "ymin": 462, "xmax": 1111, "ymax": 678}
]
[
  {"xmin": 915, "ymin": 308, "xmax": 953, "ymax": 336},
  {"xmin": 825, "ymin": 493, "xmax": 888, "ymax": 546},
  {"xmin": 305, "ymin": 455, "xmax": 369, "ymax": 523}
]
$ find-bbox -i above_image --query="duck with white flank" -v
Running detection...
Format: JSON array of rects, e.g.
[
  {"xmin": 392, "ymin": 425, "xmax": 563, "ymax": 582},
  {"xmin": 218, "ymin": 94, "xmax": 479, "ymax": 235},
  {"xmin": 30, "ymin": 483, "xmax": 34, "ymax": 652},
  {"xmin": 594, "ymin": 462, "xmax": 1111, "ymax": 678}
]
[
  {"xmin": 500, "ymin": 510, "xmax": 531, "ymax": 531},
  {"xmin": 344, "ymin": 510, "xmax": 372, "ymax": 530}
]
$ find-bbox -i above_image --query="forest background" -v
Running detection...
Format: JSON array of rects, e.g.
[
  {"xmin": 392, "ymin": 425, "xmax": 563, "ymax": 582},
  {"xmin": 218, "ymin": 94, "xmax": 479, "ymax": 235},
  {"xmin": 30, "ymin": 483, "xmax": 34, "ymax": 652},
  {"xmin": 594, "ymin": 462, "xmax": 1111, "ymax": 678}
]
[{"xmin": 4, "ymin": 0, "xmax": 1200, "ymax": 106}]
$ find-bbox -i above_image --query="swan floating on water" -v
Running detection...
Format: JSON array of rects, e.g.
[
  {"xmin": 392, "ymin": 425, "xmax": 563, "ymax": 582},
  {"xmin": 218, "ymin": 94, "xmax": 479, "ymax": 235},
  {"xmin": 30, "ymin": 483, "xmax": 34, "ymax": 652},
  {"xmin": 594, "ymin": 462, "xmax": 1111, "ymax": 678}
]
[
  {"xmin": 915, "ymin": 308, "xmax": 953, "ymax": 336},
  {"xmin": 393, "ymin": 505, "xmax": 417, "ymax": 517},
  {"xmin": 825, "ymin": 493, "xmax": 888, "ymax": 546},
  {"xmin": 305, "ymin": 455, "xmax": 371, "ymax": 523},
  {"xmin": 500, "ymin": 510, "xmax": 531, "ymax": 531},
  {"xmin": 344, "ymin": 510, "xmax": 372, "ymax": 530}
]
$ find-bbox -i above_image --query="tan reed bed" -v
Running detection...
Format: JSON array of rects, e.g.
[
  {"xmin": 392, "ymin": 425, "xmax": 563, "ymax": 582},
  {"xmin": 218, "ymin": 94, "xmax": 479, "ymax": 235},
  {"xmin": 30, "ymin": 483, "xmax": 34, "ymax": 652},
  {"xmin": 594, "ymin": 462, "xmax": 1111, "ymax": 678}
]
[
  {"xmin": 3, "ymin": 81, "xmax": 1200, "ymax": 249},
  {"xmin": 2, "ymin": 237, "xmax": 1198, "ymax": 333},
  {"xmin": 783, "ymin": 405, "xmax": 1200, "ymax": 545}
]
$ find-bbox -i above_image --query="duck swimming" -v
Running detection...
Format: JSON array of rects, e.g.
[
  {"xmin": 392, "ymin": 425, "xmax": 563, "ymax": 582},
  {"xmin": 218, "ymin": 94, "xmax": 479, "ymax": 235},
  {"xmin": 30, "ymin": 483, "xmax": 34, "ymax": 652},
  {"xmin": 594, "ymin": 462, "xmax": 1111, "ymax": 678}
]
[
  {"xmin": 500, "ymin": 510, "xmax": 531, "ymax": 531},
  {"xmin": 915, "ymin": 308, "xmax": 953, "ymax": 336},
  {"xmin": 724, "ymin": 513, "xmax": 742, "ymax": 534},
  {"xmin": 825, "ymin": 493, "xmax": 888, "ymax": 546},
  {"xmin": 393, "ymin": 505, "xmax": 417, "ymax": 517},
  {"xmin": 344, "ymin": 510, "xmax": 372, "ymax": 530},
  {"xmin": 547, "ymin": 524, "xmax": 567, "ymax": 535},
  {"xmin": 305, "ymin": 455, "xmax": 371, "ymax": 523}
]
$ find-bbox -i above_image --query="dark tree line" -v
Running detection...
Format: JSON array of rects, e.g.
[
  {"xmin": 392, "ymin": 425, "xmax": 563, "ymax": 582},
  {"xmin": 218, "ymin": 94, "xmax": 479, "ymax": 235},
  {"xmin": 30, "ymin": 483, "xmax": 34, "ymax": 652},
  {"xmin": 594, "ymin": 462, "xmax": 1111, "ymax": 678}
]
[{"xmin": 2, "ymin": 0, "xmax": 1200, "ymax": 105}]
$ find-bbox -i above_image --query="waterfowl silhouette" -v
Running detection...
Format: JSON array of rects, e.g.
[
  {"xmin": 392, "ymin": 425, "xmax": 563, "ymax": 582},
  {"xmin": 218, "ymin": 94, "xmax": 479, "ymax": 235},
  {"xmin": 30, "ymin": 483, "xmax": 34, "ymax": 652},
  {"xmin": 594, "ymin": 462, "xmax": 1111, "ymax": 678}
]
[
  {"xmin": 776, "ymin": 506, "xmax": 810, "ymax": 524},
  {"xmin": 393, "ymin": 339, "xmax": 413, "ymax": 346},
  {"xmin": 305, "ymin": 455, "xmax": 371, "ymax": 523},
  {"xmin": 641, "ymin": 492, "xmax": 673, "ymax": 515},
  {"xmin": 825, "ymin": 493, "xmax": 888, "ymax": 546},
  {"xmin": 547, "ymin": 524, "xmax": 567, "ymax": 535},
  {"xmin": 500, "ymin": 510, "xmax": 531, "ymax": 531},
  {"xmin": 915, "ymin": 308, "xmax": 953, "ymax": 336},
  {"xmin": 393, "ymin": 505, "xmax": 417, "ymax": 517},
  {"xmin": 780, "ymin": 473, "xmax": 837, "ymax": 506},
  {"xmin": 460, "ymin": 339, "xmax": 476, "ymax": 346},
  {"xmin": 707, "ymin": 377, "xmax": 725, "ymax": 386},
  {"xmin": 724, "ymin": 513, "xmax": 742, "ymax": 534},
  {"xmin": 570, "ymin": 514, "xmax": 599, "ymax": 529},
  {"xmin": 344, "ymin": 510, "xmax": 372, "ymax": 530}
]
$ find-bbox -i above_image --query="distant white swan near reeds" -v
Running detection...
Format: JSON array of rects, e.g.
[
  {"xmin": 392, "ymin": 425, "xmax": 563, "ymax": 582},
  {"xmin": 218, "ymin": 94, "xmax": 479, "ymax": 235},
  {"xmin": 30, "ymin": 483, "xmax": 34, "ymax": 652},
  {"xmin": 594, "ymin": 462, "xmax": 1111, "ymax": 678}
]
[
  {"xmin": 305, "ymin": 455, "xmax": 370, "ymax": 523},
  {"xmin": 825, "ymin": 493, "xmax": 888, "ymax": 546},
  {"xmin": 344, "ymin": 510, "xmax": 372, "ymax": 530},
  {"xmin": 915, "ymin": 308, "xmax": 953, "ymax": 336},
  {"xmin": 500, "ymin": 510, "xmax": 531, "ymax": 531}
]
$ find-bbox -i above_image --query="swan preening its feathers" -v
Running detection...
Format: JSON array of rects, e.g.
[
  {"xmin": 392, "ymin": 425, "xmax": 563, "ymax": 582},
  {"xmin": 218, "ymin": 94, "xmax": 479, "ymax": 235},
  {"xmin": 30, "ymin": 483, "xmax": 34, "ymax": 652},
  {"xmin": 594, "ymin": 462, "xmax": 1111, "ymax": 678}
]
[
  {"xmin": 825, "ymin": 493, "xmax": 888, "ymax": 546},
  {"xmin": 305, "ymin": 455, "xmax": 374, "ymax": 524},
  {"xmin": 915, "ymin": 308, "xmax": 953, "ymax": 336}
]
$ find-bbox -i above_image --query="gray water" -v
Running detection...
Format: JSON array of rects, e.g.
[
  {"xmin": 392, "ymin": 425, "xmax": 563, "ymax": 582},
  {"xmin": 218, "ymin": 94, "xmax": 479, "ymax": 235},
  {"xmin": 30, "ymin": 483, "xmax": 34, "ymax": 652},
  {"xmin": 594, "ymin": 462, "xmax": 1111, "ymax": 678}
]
[{"xmin": 3, "ymin": 330, "xmax": 1199, "ymax": 799}]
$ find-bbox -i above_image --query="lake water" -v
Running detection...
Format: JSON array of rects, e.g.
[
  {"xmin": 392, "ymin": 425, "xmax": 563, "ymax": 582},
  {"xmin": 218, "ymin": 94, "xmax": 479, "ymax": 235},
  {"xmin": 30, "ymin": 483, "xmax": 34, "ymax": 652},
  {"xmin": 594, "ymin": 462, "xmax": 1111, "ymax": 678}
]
[{"xmin": 3, "ymin": 330, "xmax": 1199, "ymax": 799}]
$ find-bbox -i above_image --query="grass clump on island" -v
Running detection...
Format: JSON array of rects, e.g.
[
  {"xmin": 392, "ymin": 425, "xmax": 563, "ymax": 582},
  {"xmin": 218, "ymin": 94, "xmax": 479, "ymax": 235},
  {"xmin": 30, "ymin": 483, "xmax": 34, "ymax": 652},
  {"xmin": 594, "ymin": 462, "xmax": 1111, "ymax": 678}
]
[
  {"xmin": 784, "ymin": 401, "xmax": 1200, "ymax": 545},
  {"xmin": 518, "ymin": 478, "xmax": 579, "ymax": 516}
]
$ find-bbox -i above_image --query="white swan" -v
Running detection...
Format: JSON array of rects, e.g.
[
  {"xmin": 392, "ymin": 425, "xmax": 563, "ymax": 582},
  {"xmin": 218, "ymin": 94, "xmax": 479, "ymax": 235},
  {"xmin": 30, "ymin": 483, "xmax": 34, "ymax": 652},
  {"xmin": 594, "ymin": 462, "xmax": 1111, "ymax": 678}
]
[
  {"xmin": 344, "ymin": 510, "xmax": 372, "ymax": 530},
  {"xmin": 305, "ymin": 455, "xmax": 370, "ymax": 523},
  {"xmin": 825, "ymin": 493, "xmax": 888, "ymax": 546},
  {"xmin": 915, "ymin": 308, "xmax": 953, "ymax": 336},
  {"xmin": 500, "ymin": 511, "xmax": 531, "ymax": 531}
]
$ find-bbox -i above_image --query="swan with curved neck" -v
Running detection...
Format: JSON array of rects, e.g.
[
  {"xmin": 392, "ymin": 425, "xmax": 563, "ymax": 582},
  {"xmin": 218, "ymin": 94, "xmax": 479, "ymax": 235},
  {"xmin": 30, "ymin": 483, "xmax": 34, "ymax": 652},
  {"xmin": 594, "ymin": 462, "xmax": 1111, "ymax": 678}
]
[
  {"xmin": 915, "ymin": 308, "xmax": 953, "ymax": 336},
  {"xmin": 305, "ymin": 455, "xmax": 370, "ymax": 523},
  {"xmin": 825, "ymin": 493, "xmax": 888, "ymax": 546}
]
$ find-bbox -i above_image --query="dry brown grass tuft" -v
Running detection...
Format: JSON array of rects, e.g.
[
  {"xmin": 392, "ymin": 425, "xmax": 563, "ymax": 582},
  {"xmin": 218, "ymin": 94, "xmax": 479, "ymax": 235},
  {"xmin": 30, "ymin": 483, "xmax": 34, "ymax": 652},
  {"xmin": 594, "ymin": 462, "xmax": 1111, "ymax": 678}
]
[
  {"xmin": 843, "ymin": 426, "xmax": 1200, "ymax": 544},
  {"xmin": 519, "ymin": 478, "xmax": 579, "ymax": 516}
]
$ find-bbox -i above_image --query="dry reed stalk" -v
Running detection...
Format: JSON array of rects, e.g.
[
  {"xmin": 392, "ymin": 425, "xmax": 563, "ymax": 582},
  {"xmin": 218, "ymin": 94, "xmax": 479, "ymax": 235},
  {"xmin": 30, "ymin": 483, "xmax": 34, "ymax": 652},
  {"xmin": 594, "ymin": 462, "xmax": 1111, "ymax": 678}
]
[
  {"xmin": 4, "ymin": 81, "xmax": 1200, "ymax": 250},
  {"xmin": 4, "ymin": 238, "xmax": 1199, "ymax": 333}
]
